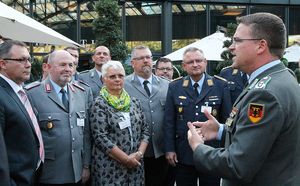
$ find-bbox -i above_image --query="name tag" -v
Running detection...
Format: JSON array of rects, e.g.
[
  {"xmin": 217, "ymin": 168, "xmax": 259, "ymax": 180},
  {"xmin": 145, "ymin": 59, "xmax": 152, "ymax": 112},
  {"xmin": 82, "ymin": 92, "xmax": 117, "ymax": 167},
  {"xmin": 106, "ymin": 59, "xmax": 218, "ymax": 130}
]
[
  {"xmin": 77, "ymin": 118, "xmax": 85, "ymax": 126},
  {"xmin": 119, "ymin": 112, "xmax": 131, "ymax": 130},
  {"xmin": 201, "ymin": 105, "xmax": 212, "ymax": 113}
]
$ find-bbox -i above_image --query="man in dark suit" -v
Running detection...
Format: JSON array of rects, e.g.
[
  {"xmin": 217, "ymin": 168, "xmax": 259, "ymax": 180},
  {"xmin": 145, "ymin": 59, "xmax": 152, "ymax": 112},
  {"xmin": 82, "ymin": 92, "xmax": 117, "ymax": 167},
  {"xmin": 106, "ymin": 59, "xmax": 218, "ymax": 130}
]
[
  {"xmin": 0, "ymin": 127, "xmax": 10, "ymax": 186},
  {"xmin": 164, "ymin": 47, "xmax": 231, "ymax": 186},
  {"xmin": 79, "ymin": 46, "xmax": 111, "ymax": 99},
  {"xmin": 219, "ymin": 66, "xmax": 247, "ymax": 105},
  {"xmin": 188, "ymin": 13, "xmax": 300, "ymax": 186},
  {"xmin": 0, "ymin": 40, "xmax": 42, "ymax": 186}
]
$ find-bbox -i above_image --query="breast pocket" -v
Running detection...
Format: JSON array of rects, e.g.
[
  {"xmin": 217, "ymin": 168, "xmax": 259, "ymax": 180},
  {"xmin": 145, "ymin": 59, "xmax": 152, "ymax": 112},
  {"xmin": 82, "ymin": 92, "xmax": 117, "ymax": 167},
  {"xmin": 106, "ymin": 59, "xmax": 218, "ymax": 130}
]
[
  {"xmin": 174, "ymin": 99, "xmax": 190, "ymax": 120},
  {"xmin": 38, "ymin": 113, "xmax": 62, "ymax": 136},
  {"xmin": 207, "ymin": 99, "xmax": 221, "ymax": 118}
]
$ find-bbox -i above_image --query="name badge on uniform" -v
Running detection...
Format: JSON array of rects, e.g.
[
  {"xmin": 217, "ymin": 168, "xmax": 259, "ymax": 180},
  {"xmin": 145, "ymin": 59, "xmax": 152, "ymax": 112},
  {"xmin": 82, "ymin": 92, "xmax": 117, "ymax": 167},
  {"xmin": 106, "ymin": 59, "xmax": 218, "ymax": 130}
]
[
  {"xmin": 119, "ymin": 112, "xmax": 131, "ymax": 130},
  {"xmin": 201, "ymin": 102, "xmax": 212, "ymax": 113},
  {"xmin": 77, "ymin": 118, "xmax": 85, "ymax": 126}
]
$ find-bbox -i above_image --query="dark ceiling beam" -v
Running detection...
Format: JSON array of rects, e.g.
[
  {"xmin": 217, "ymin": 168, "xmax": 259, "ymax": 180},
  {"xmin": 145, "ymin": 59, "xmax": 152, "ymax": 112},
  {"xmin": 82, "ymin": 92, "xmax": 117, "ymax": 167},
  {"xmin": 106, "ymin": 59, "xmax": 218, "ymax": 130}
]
[
  {"xmin": 132, "ymin": 2, "xmax": 146, "ymax": 15},
  {"xmin": 38, "ymin": 1, "xmax": 77, "ymax": 22},
  {"xmin": 175, "ymin": 3, "xmax": 186, "ymax": 13}
]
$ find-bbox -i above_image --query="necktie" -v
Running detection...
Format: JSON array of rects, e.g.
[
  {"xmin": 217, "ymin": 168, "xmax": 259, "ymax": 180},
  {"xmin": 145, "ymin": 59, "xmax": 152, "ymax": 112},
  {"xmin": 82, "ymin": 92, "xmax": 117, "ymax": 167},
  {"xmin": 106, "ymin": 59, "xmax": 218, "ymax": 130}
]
[
  {"xmin": 60, "ymin": 88, "xmax": 69, "ymax": 110},
  {"xmin": 193, "ymin": 82, "xmax": 199, "ymax": 97},
  {"xmin": 143, "ymin": 80, "xmax": 151, "ymax": 96},
  {"xmin": 18, "ymin": 90, "xmax": 44, "ymax": 163}
]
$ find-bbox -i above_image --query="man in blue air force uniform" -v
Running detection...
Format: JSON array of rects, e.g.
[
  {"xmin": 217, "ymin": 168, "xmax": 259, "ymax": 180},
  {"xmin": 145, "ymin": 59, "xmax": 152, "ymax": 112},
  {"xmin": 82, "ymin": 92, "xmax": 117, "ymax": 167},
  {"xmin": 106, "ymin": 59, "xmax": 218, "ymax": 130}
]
[{"xmin": 164, "ymin": 47, "xmax": 231, "ymax": 186}]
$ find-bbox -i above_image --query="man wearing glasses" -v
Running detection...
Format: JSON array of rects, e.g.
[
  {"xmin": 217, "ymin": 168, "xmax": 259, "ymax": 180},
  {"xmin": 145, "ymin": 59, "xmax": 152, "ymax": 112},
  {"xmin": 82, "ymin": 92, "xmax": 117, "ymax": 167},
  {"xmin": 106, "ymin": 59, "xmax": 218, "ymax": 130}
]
[
  {"xmin": 155, "ymin": 57, "xmax": 174, "ymax": 80},
  {"xmin": 188, "ymin": 13, "xmax": 300, "ymax": 185},
  {"xmin": 164, "ymin": 47, "xmax": 231, "ymax": 186},
  {"xmin": 124, "ymin": 45, "xmax": 169, "ymax": 186},
  {"xmin": 0, "ymin": 40, "xmax": 42, "ymax": 185}
]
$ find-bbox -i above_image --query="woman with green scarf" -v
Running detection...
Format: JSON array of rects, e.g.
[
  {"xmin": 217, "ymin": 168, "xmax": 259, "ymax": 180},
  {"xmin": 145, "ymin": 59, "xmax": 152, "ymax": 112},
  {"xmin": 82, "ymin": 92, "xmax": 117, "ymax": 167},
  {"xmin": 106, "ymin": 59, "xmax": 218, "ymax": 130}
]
[{"xmin": 90, "ymin": 60, "xmax": 149, "ymax": 185}]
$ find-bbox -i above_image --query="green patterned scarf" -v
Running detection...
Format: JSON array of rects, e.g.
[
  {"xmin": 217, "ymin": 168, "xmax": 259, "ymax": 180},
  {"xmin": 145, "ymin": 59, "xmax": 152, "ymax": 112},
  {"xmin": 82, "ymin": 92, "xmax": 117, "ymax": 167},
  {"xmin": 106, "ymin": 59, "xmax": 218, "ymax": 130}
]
[{"xmin": 100, "ymin": 86, "xmax": 131, "ymax": 112}]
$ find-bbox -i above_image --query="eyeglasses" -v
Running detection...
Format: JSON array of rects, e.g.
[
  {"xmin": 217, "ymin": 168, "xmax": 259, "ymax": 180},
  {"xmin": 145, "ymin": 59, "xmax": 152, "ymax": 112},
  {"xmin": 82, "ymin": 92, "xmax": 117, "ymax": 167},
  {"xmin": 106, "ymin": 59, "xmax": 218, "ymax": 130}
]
[
  {"xmin": 2, "ymin": 57, "xmax": 32, "ymax": 64},
  {"xmin": 132, "ymin": 55, "xmax": 152, "ymax": 61},
  {"xmin": 157, "ymin": 67, "xmax": 173, "ymax": 71},
  {"xmin": 232, "ymin": 37, "xmax": 262, "ymax": 45},
  {"xmin": 184, "ymin": 59, "xmax": 205, "ymax": 65}
]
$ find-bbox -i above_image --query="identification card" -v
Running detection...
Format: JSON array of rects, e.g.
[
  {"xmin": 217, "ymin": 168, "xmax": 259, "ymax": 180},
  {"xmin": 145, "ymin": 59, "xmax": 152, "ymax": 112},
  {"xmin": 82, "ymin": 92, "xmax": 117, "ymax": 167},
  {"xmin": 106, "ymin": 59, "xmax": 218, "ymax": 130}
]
[
  {"xmin": 119, "ymin": 112, "xmax": 131, "ymax": 130},
  {"xmin": 77, "ymin": 118, "xmax": 85, "ymax": 126},
  {"xmin": 201, "ymin": 105, "xmax": 212, "ymax": 113}
]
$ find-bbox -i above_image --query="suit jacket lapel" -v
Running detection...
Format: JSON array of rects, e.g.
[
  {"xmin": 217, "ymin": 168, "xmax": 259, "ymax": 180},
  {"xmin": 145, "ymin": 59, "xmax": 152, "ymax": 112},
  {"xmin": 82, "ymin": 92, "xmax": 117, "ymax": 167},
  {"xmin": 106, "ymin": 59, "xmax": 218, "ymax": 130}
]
[
  {"xmin": 182, "ymin": 76, "xmax": 195, "ymax": 100},
  {"xmin": 150, "ymin": 75, "xmax": 160, "ymax": 98},
  {"xmin": 45, "ymin": 80, "xmax": 67, "ymax": 111},
  {"xmin": 0, "ymin": 77, "xmax": 37, "ymax": 137},
  {"xmin": 131, "ymin": 74, "xmax": 149, "ymax": 97},
  {"xmin": 91, "ymin": 68, "xmax": 102, "ymax": 88},
  {"xmin": 196, "ymin": 75, "xmax": 212, "ymax": 104}
]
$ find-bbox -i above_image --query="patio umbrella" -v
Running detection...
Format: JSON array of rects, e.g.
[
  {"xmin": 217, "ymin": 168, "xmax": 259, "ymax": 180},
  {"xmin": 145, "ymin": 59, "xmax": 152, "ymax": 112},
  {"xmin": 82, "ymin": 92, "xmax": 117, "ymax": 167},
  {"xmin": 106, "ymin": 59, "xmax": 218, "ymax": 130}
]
[
  {"xmin": 0, "ymin": 2, "xmax": 80, "ymax": 47},
  {"xmin": 163, "ymin": 32, "xmax": 229, "ymax": 61},
  {"xmin": 283, "ymin": 44, "xmax": 300, "ymax": 62}
]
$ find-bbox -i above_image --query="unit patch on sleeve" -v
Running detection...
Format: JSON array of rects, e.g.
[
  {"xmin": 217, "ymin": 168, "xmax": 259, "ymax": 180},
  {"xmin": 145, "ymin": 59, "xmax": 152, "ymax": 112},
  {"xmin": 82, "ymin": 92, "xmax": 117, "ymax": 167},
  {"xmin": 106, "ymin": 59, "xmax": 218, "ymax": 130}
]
[{"xmin": 248, "ymin": 103, "xmax": 264, "ymax": 123}]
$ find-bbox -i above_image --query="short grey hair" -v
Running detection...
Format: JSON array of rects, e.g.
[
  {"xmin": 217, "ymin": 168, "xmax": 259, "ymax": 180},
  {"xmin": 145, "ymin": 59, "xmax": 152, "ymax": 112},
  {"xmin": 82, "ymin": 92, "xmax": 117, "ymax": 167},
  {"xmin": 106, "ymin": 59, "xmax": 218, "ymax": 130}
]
[
  {"xmin": 183, "ymin": 47, "xmax": 204, "ymax": 57},
  {"xmin": 102, "ymin": 60, "xmax": 125, "ymax": 77},
  {"xmin": 131, "ymin": 45, "xmax": 151, "ymax": 59}
]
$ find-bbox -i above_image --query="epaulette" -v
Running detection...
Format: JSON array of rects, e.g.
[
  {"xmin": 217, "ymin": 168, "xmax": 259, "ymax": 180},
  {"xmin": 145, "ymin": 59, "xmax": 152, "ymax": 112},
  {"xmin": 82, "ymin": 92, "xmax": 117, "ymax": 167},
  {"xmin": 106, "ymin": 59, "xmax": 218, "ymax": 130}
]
[
  {"xmin": 77, "ymin": 79, "xmax": 90, "ymax": 87},
  {"xmin": 72, "ymin": 82, "xmax": 85, "ymax": 91},
  {"xmin": 253, "ymin": 76, "xmax": 271, "ymax": 89},
  {"xmin": 24, "ymin": 81, "xmax": 41, "ymax": 90},
  {"xmin": 171, "ymin": 76, "xmax": 183, "ymax": 82},
  {"xmin": 214, "ymin": 75, "xmax": 228, "ymax": 82},
  {"xmin": 79, "ymin": 69, "xmax": 89, "ymax": 74},
  {"xmin": 221, "ymin": 66, "xmax": 232, "ymax": 71}
]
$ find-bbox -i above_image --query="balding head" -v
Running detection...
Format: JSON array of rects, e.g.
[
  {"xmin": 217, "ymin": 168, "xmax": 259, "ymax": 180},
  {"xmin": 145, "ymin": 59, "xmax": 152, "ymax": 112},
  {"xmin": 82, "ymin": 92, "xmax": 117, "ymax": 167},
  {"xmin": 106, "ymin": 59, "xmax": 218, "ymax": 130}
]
[
  {"xmin": 48, "ymin": 50, "xmax": 75, "ymax": 87},
  {"xmin": 92, "ymin": 45, "xmax": 111, "ymax": 71}
]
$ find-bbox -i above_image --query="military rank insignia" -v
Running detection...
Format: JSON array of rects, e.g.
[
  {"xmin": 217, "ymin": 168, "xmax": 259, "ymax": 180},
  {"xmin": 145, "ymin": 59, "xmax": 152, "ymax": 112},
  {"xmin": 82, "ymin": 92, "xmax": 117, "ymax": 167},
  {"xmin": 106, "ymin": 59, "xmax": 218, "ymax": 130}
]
[{"xmin": 248, "ymin": 103, "xmax": 264, "ymax": 123}]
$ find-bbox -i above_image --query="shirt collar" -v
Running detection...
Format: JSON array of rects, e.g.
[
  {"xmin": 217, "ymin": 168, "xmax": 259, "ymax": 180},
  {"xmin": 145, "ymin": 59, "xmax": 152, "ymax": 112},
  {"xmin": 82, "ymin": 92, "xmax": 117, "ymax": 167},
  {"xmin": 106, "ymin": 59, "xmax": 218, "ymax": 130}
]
[
  {"xmin": 0, "ymin": 73, "xmax": 23, "ymax": 94},
  {"xmin": 248, "ymin": 60, "xmax": 281, "ymax": 83},
  {"xmin": 137, "ymin": 74, "xmax": 153, "ymax": 86},
  {"xmin": 49, "ymin": 79, "xmax": 68, "ymax": 95},
  {"xmin": 190, "ymin": 74, "xmax": 205, "ymax": 87}
]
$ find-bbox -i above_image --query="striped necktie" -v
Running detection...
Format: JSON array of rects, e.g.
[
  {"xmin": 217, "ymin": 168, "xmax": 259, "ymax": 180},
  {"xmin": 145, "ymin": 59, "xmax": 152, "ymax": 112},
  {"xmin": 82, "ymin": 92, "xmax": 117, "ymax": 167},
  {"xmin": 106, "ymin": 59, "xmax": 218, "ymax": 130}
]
[{"xmin": 18, "ymin": 89, "xmax": 45, "ymax": 163}]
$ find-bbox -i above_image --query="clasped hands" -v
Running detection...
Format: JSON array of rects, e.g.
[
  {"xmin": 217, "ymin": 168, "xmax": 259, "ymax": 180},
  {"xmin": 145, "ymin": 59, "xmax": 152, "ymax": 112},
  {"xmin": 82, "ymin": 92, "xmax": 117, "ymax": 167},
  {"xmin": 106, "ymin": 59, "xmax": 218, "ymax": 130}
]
[
  {"xmin": 123, "ymin": 151, "xmax": 143, "ymax": 169},
  {"xmin": 187, "ymin": 109, "xmax": 220, "ymax": 151}
]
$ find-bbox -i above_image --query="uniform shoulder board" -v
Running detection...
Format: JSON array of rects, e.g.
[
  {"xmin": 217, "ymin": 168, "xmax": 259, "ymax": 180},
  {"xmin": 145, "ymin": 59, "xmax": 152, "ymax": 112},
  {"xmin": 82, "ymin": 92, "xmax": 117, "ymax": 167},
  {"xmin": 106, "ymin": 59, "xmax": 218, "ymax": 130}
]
[
  {"xmin": 171, "ymin": 76, "xmax": 183, "ymax": 82},
  {"xmin": 214, "ymin": 75, "xmax": 228, "ymax": 82},
  {"xmin": 24, "ymin": 81, "xmax": 41, "ymax": 90},
  {"xmin": 221, "ymin": 66, "xmax": 231, "ymax": 71},
  {"xmin": 72, "ymin": 83, "xmax": 85, "ymax": 91},
  {"xmin": 78, "ymin": 80, "xmax": 90, "ymax": 87},
  {"xmin": 79, "ymin": 69, "xmax": 89, "ymax": 74},
  {"xmin": 254, "ymin": 76, "xmax": 271, "ymax": 89}
]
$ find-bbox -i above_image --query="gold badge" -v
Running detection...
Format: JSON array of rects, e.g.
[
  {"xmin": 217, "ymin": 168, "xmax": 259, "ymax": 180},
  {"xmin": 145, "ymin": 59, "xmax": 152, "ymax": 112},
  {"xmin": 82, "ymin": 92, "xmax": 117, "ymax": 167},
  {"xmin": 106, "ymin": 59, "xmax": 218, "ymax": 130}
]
[
  {"xmin": 178, "ymin": 107, "xmax": 183, "ymax": 113},
  {"xmin": 207, "ymin": 79, "xmax": 214, "ymax": 86},
  {"xmin": 47, "ymin": 122, "xmax": 53, "ymax": 129},
  {"xmin": 248, "ymin": 103, "xmax": 264, "ymax": 123},
  {"xmin": 182, "ymin": 80, "xmax": 189, "ymax": 87},
  {"xmin": 212, "ymin": 109, "xmax": 217, "ymax": 117}
]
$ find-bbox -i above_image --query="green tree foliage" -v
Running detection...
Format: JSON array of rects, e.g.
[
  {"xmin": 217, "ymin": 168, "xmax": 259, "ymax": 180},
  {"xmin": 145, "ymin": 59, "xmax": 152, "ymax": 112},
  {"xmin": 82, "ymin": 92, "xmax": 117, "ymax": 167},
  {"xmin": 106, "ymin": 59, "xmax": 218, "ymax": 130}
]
[
  {"xmin": 215, "ymin": 23, "xmax": 237, "ymax": 74},
  {"xmin": 92, "ymin": 0, "xmax": 128, "ymax": 61}
]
